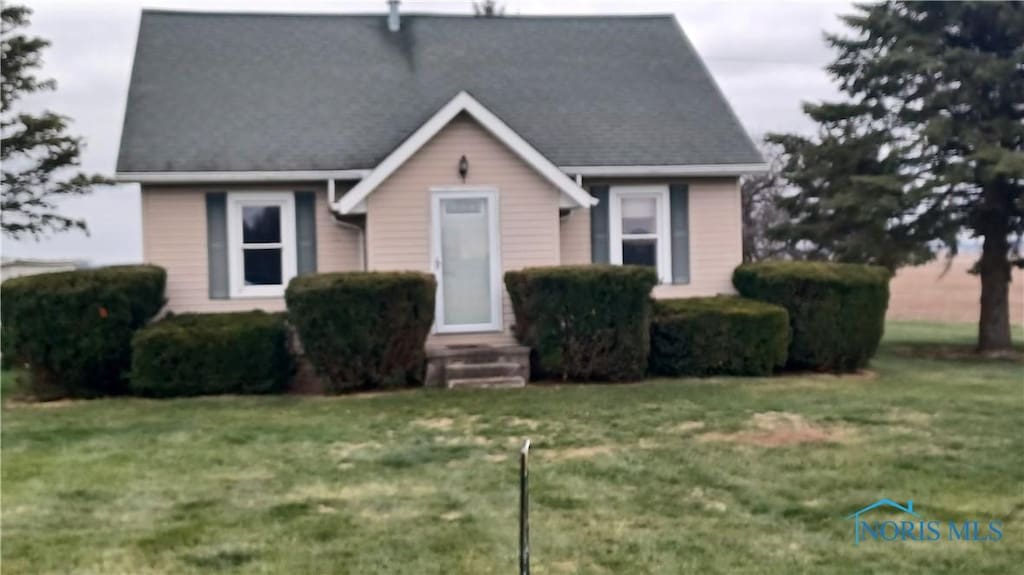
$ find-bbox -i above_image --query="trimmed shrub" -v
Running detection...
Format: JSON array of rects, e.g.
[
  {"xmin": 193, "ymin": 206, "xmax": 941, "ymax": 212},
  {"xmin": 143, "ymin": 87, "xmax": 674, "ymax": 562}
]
[
  {"xmin": 649, "ymin": 297, "xmax": 790, "ymax": 377},
  {"xmin": 0, "ymin": 265, "xmax": 166, "ymax": 398},
  {"xmin": 733, "ymin": 261, "xmax": 891, "ymax": 372},
  {"xmin": 285, "ymin": 272, "xmax": 435, "ymax": 392},
  {"xmin": 505, "ymin": 265, "xmax": 658, "ymax": 381},
  {"xmin": 130, "ymin": 311, "xmax": 292, "ymax": 397}
]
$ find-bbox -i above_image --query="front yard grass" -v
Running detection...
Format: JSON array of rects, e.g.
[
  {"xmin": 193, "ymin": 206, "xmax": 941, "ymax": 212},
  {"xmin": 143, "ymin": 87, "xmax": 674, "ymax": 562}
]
[{"xmin": 2, "ymin": 321, "xmax": 1022, "ymax": 574}]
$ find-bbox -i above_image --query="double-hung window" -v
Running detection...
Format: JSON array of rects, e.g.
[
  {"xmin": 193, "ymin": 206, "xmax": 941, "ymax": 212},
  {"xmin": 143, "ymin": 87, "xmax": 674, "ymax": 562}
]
[
  {"xmin": 609, "ymin": 185, "xmax": 672, "ymax": 283},
  {"xmin": 227, "ymin": 192, "xmax": 297, "ymax": 297}
]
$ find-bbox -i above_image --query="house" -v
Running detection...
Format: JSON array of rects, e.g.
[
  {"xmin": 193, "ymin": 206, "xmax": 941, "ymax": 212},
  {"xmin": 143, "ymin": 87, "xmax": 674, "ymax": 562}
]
[
  {"xmin": 116, "ymin": 8, "xmax": 764, "ymax": 347},
  {"xmin": 845, "ymin": 499, "xmax": 919, "ymax": 545}
]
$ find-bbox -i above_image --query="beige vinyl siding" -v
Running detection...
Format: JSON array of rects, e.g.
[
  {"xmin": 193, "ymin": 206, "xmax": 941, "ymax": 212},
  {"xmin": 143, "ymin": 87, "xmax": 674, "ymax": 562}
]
[
  {"xmin": 141, "ymin": 184, "xmax": 361, "ymax": 313},
  {"xmin": 366, "ymin": 113, "xmax": 562, "ymax": 345},
  {"xmin": 317, "ymin": 187, "xmax": 363, "ymax": 274},
  {"xmin": 561, "ymin": 177, "xmax": 743, "ymax": 298},
  {"xmin": 653, "ymin": 178, "xmax": 742, "ymax": 298},
  {"xmin": 559, "ymin": 207, "xmax": 592, "ymax": 264}
]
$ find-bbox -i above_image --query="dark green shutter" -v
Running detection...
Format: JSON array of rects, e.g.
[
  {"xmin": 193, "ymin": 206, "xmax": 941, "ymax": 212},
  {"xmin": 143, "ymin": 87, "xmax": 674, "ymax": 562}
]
[
  {"xmin": 669, "ymin": 184, "xmax": 690, "ymax": 284},
  {"xmin": 589, "ymin": 185, "xmax": 610, "ymax": 263},
  {"xmin": 205, "ymin": 192, "xmax": 229, "ymax": 299},
  {"xmin": 295, "ymin": 191, "xmax": 317, "ymax": 275}
]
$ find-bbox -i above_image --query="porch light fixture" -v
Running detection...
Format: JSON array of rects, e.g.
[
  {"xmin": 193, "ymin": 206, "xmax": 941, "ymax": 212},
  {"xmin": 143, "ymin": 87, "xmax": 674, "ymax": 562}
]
[{"xmin": 458, "ymin": 155, "xmax": 469, "ymax": 181}]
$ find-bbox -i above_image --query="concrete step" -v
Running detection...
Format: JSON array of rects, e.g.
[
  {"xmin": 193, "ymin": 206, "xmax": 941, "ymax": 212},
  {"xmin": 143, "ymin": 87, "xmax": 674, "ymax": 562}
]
[
  {"xmin": 446, "ymin": 361, "xmax": 523, "ymax": 380},
  {"xmin": 427, "ymin": 343, "xmax": 529, "ymax": 363},
  {"xmin": 425, "ymin": 343, "xmax": 532, "ymax": 388},
  {"xmin": 448, "ymin": 376, "xmax": 526, "ymax": 389}
]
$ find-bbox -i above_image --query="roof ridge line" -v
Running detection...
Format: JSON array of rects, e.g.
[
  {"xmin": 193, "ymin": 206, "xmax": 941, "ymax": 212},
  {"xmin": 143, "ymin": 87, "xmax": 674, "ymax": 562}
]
[{"xmin": 140, "ymin": 9, "xmax": 677, "ymax": 21}]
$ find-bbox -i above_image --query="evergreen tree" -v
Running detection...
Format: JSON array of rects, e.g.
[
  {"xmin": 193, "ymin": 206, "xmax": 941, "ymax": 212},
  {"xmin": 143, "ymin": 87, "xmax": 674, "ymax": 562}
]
[
  {"xmin": 769, "ymin": 1, "xmax": 1024, "ymax": 351},
  {"xmin": 1, "ymin": 4, "xmax": 111, "ymax": 239}
]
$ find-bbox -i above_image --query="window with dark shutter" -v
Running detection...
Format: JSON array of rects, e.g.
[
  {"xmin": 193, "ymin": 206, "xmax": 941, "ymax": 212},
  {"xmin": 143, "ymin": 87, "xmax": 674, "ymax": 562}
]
[
  {"xmin": 206, "ymin": 192, "xmax": 229, "ymax": 299},
  {"xmin": 669, "ymin": 184, "xmax": 691, "ymax": 284},
  {"xmin": 295, "ymin": 191, "xmax": 318, "ymax": 275},
  {"xmin": 589, "ymin": 185, "xmax": 610, "ymax": 264}
]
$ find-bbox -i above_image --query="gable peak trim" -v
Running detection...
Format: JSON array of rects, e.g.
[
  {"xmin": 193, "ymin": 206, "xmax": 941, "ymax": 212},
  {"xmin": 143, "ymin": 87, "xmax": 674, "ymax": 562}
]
[{"xmin": 334, "ymin": 91, "xmax": 597, "ymax": 215}]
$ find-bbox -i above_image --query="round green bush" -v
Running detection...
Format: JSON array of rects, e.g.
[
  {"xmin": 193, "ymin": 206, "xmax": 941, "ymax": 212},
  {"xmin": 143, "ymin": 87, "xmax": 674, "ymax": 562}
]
[
  {"xmin": 0, "ymin": 265, "xmax": 166, "ymax": 398},
  {"xmin": 505, "ymin": 265, "xmax": 658, "ymax": 382},
  {"xmin": 733, "ymin": 261, "xmax": 891, "ymax": 372},
  {"xmin": 285, "ymin": 272, "xmax": 436, "ymax": 392},
  {"xmin": 130, "ymin": 311, "xmax": 293, "ymax": 397},
  {"xmin": 650, "ymin": 296, "xmax": 790, "ymax": 377}
]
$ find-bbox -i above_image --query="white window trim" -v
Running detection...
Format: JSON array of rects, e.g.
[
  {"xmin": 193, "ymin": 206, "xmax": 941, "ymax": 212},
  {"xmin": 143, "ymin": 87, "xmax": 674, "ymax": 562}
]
[
  {"xmin": 226, "ymin": 192, "xmax": 297, "ymax": 298},
  {"xmin": 609, "ymin": 185, "xmax": 672, "ymax": 284},
  {"xmin": 430, "ymin": 187, "xmax": 503, "ymax": 334}
]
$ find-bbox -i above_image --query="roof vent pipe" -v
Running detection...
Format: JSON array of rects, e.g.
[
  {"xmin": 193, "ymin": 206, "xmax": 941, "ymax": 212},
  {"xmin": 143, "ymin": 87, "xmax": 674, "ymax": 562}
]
[{"xmin": 387, "ymin": 0, "xmax": 401, "ymax": 32}]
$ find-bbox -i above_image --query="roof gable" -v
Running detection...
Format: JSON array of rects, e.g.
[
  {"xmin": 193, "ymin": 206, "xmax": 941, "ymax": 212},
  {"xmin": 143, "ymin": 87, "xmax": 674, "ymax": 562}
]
[
  {"xmin": 117, "ymin": 12, "xmax": 762, "ymax": 174},
  {"xmin": 336, "ymin": 91, "xmax": 596, "ymax": 214}
]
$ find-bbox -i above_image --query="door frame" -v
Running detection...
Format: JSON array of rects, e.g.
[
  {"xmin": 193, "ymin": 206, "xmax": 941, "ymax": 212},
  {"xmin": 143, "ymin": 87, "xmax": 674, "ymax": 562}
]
[{"xmin": 430, "ymin": 186, "xmax": 503, "ymax": 334}]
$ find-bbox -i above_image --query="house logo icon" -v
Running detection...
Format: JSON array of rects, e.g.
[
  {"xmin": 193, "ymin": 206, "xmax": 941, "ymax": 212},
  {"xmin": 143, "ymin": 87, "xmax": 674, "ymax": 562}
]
[{"xmin": 845, "ymin": 499, "xmax": 919, "ymax": 545}]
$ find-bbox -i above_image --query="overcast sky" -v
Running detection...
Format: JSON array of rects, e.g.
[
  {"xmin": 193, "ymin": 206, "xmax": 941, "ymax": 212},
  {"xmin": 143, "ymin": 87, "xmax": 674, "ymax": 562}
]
[{"xmin": 2, "ymin": 0, "xmax": 850, "ymax": 265}]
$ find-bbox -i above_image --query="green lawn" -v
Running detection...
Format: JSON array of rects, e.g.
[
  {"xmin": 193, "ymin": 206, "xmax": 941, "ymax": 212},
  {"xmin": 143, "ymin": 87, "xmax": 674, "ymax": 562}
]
[{"xmin": 2, "ymin": 322, "xmax": 1022, "ymax": 574}]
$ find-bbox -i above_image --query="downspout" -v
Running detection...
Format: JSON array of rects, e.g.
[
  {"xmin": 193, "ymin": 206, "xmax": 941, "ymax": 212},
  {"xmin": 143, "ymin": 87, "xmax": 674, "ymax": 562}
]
[
  {"xmin": 560, "ymin": 174, "xmax": 585, "ymax": 221},
  {"xmin": 387, "ymin": 0, "xmax": 401, "ymax": 32},
  {"xmin": 329, "ymin": 177, "xmax": 368, "ymax": 271}
]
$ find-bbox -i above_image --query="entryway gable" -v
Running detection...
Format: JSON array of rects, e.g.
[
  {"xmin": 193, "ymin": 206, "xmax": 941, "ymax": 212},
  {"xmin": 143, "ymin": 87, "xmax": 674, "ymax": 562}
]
[
  {"xmin": 363, "ymin": 111, "xmax": 568, "ymax": 341},
  {"xmin": 334, "ymin": 91, "xmax": 596, "ymax": 215}
]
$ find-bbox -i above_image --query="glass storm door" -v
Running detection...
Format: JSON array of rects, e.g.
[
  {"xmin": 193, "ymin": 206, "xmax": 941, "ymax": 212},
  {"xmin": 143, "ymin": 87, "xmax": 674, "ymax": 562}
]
[{"xmin": 431, "ymin": 190, "xmax": 501, "ymax": 333}]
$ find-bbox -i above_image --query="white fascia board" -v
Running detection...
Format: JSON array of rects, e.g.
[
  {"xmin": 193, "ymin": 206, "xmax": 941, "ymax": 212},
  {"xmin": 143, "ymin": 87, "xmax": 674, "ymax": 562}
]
[
  {"xmin": 335, "ymin": 91, "xmax": 597, "ymax": 215},
  {"xmin": 561, "ymin": 163, "xmax": 769, "ymax": 177},
  {"xmin": 116, "ymin": 169, "xmax": 370, "ymax": 184}
]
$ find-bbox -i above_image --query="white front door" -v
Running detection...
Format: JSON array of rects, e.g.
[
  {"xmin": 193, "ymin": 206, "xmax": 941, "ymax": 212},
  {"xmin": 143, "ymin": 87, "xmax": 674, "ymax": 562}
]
[{"xmin": 431, "ymin": 188, "xmax": 502, "ymax": 333}]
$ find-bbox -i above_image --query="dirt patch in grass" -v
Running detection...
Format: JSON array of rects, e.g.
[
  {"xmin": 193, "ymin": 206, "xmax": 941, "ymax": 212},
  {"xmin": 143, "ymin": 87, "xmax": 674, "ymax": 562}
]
[
  {"xmin": 539, "ymin": 445, "xmax": 617, "ymax": 460},
  {"xmin": 209, "ymin": 469, "xmax": 275, "ymax": 482},
  {"xmin": 504, "ymin": 435, "xmax": 538, "ymax": 447},
  {"xmin": 329, "ymin": 441, "xmax": 383, "ymax": 459},
  {"xmin": 688, "ymin": 487, "xmax": 730, "ymax": 513},
  {"xmin": 748, "ymin": 371, "xmax": 878, "ymax": 393},
  {"xmin": 699, "ymin": 411, "xmax": 851, "ymax": 447},
  {"xmin": 413, "ymin": 417, "xmax": 455, "ymax": 430},
  {"xmin": 4, "ymin": 398, "xmax": 86, "ymax": 409},
  {"xmin": 359, "ymin": 507, "xmax": 422, "ymax": 522},
  {"xmin": 636, "ymin": 438, "xmax": 663, "ymax": 450},
  {"xmin": 502, "ymin": 416, "xmax": 541, "ymax": 430},
  {"xmin": 886, "ymin": 408, "xmax": 934, "ymax": 426},
  {"xmin": 662, "ymin": 420, "xmax": 706, "ymax": 434},
  {"xmin": 289, "ymin": 481, "xmax": 435, "ymax": 502},
  {"xmin": 434, "ymin": 435, "xmax": 491, "ymax": 447},
  {"xmin": 413, "ymin": 415, "xmax": 483, "ymax": 432}
]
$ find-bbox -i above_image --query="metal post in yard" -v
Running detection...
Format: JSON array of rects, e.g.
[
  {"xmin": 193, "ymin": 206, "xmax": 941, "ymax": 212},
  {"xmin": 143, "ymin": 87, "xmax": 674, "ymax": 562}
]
[{"xmin": 519, "ymin": 438, "xmax": 531, "ymax": 575}]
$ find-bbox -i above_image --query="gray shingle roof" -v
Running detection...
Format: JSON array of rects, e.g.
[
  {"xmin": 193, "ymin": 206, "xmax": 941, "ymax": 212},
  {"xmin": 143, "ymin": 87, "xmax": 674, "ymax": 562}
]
[{"xmin": 116, "ymin": 11, "xmax": 762, "ymax": 173}]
